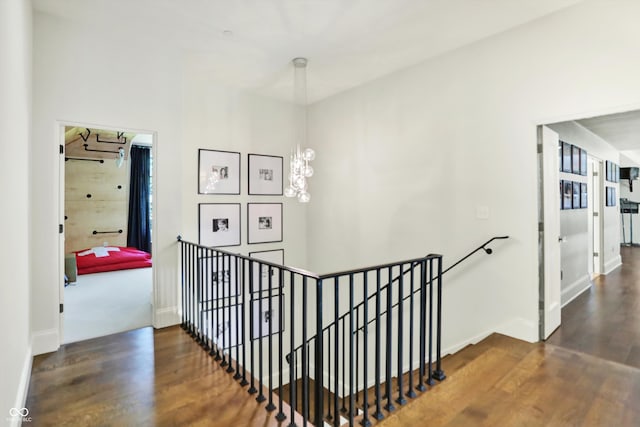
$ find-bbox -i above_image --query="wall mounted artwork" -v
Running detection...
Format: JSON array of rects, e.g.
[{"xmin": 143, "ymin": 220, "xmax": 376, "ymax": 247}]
[
  {"xmin": 198, "ymin": 149, "xmax": 241, "ymax": 194},
  {"xmin": 247, "ymin": 203, "xmax": 283, "ymax": 244},
  {"xmin": 248, "ymin": 154, "xmax": 283, "ymax": 195},
  {"xmin": 199, "ymin": 203, "xmax": 241, "ymax": 247},
  {"xmin": 248, "ymin": 249, "xmax": 284, "ymax": 293}
]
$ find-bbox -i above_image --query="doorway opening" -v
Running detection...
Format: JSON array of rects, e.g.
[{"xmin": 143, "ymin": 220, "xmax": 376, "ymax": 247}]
[{"xmin": 60, "ymin": 125, "xmax": 155, "ymax": 343}]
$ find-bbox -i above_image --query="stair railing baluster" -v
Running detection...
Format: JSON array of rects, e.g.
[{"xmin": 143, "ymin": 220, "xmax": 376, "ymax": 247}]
[
  {"xmin": 221, "ymin": 253, "xmax": 228, "ymax": 368},
  {"xmin": 248, "ymin": 260, "xmax": 257, "ymax": 395},
  {"xmin": 327, "ymin": 326, "xmax": 332, "ymax": 422},
  {"xmin": 384, "ymin": 266, "xmax": 395, "ymax": 412},
  {"xmin": 417, "ymin": 259, "xmax": 427, "ymax": 392},
  {"xmin": 289, "ymin": 271, "xmax": 296, "ymax": 427},
  {"xmin": 234, "ymin": 256, "xmax": 242, "ymax": 378},
  {"xmin": 349, "ymin": 273, "xmax": 355, "ymax": 425},
  {"xmin": 434, "ymin": 256, "xmax": 446, "ymax": 381},
  {"xmin": 315, "ymin": 278, "xmax": 325, "ymax": 427},
  {"xmin": 334, "ymin": 277, "xmax": 340, "ymax": 427},
  {"xmin": 361, "ymin": 270, "xmax": 371, "ymax": 427},
  {"xmin": 396, "ymin": 264, "xmax": 406, "ymax": 406},
  {"xmin": 256, "ymin": 261, "xmax": 265, "ymax": 403},
  {"xmin": 373, "ymin": 268, "xmax": 383, "ymax": 420},
  {"xmin": 427, "ymin": 257, "xmax": 434, "ymax": 386},
  {"xmin": 341, "ymin": 315, "xmax": 346, "ymax": 414},
  {"xmin": 407, "ymin": 264, "xmax": 417, "ymax": 398},
  {"xmin": 302, "ymin": 275, "xmax": 308, "ymax": 425},
  {"xmin": 266, "ymin": 265, "xmax": 276, "ymax": 411},
  {"xmin": 276, "ymin": 268, "xmax": 286, "ymax": 421},
  {"xmin": 241, "ymin": 258, "xmax": 249, "ymax": 386}
]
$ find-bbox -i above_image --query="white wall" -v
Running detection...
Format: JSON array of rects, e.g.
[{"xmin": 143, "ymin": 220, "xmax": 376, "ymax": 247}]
[
  {"xmin": 548, "ymin": 120, "xmax": 620, "ymax": 304},
  {"xmin": 31, "ymin": 11, "xmax": 308, "ymax": 355},
  {"xmin": 307, "ymin": 0, "xmax": 640, "ymax": 347},
  {"xmin": 0, "ymin": 0, "xmax": 33, "ymax": 422}
]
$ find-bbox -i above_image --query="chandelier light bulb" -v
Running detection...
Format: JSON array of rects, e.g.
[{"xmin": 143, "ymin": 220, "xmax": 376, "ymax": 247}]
[
  {"xmin": 284, "ymin": 186, "xmax": 297, "ymax": 198},
  {"xmin": 302, "ymin": 148, "xmax": 315, "ymax": 161},
  {"xmin": 298, "ymin": 191, "xmax": 311, "ymax": 203},
  {"xmin": 303, "ymin": 165, "xmax": 314, "ymax": 177}
]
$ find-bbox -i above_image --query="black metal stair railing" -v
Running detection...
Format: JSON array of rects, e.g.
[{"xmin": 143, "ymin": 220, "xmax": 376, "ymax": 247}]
[
  {"xmin": 177, "ymin": 235, "xmax": 509, "ymax": 427},
  {"xmin": 285, "ymin": 235, "xmax": 509, "ymax": 426}
]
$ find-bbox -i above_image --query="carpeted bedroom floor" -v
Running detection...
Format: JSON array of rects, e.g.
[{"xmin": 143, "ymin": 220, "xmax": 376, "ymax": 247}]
[{"xmin": 63, "ymin": 267, "xmax": 152, "ymax": 344}]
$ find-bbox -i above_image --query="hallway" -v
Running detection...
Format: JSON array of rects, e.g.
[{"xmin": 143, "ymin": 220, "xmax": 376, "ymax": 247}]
[{"xmin": 547, "ymin": 246, "xmax": 640, "ymax": 368}]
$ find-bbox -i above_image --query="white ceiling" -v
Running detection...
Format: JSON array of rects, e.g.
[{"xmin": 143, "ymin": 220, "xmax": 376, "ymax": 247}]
[
  {"xmin": 33, "ymin": 0, "xmax": 583, "ymax": 103},
  {"xmin": 577, "ymin": 110, "xmax": 640, "ymax": 167}
]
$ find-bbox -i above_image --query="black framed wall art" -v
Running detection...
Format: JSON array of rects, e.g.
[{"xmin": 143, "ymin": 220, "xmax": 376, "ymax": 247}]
[
  {"xmin": 572, "ymin": 182, "xmax": 580, "ymax": 208},
  {"xmin": 248, "ymin": 154, "xmax": 283, "ymax": 195},
  {"xmin": 247, "ymin": 203, "xmax": 283, "ymax": 244},
  {"xmin": 199, "ymin": 203, "xmax": 241, "ymax": 247},
  {"xmin": 248, "ymin": 249, "xmax": 284, "ymax": 292},
  {"xmin": 198, "ymin": 149, "xmax": 241, "ymax": 194},
  {"xmin": 251, "ymin": 294, "xmax": 284, "ymax": 340}
]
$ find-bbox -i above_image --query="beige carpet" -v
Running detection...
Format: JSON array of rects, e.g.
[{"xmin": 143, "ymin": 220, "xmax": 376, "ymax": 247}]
[{"xmin": 63, "ymin": 267, "xmax": 152, "ymax": 344}]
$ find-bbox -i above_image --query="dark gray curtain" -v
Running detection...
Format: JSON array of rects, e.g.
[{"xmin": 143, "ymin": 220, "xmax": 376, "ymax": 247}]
[{"xmin": 127, "ymin": 146, "xmax": 151, "ymax": 253}]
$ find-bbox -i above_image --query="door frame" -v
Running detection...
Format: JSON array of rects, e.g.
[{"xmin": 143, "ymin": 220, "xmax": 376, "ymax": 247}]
[{"xmin": 57, "ymin": 120, "xmax": 158, "ymax": 343}]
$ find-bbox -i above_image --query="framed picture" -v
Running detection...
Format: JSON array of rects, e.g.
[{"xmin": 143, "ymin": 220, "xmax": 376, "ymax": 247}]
[
  {"xmin": 198, "ymin": 255, "xmax": 240, "ymax": 300},
  {"xmin": 606, "ymin": 161, "xmax": 612, "ymax": 182},
  {"xmin": 198, "ymin": 149, "xmax": 241, "ymax": 194},
  {"xmin": 614, "ymin": 164, "xmax": 619, "ymax": 183},
  {"xmin": 248, "ymin": 154, "xmax": 283, "ymax": 195},
  {"xmin": 606, "ymin": 186, "xmax": 617, "ymax": 207},
  {"xmin": 572, "ymin": 146, "xmax": 580, "ymax": 175},
  {"xmin": 202, "ymin": 303, "xmax": 243, "ymax": 349},
  {"xmin": 580, "ymin": 149, "xmax": 587, "ymax": 176},
  {"xmin": 248, "ymin": 249, "xmax": 284, "ymax": 292},
  {"xmin": 562, "ymin": 142, "xmax": 572, "ymax": 173},
  {"xmin": 562, "ymin": 181, "xmax": 573, "ymax": 210},
  {"xmin": 558, "ymin": 142, "xmax": 563, "ymax": 172},
  {"xmin": 251, "ymin": 294, "xmax": 284, "ymax": 340},
  {"xmin": 199, "ymin": 203, "xmax": 241, "ymax": 247},
  {"xmin": 572, "ymin": 182, "xmax": 580, "ymax": 209},
  {"xmin": 247, "ymin": 203, "xmax": 283, "ymax": 244},
  {"xmin": 580, "ymin": 183, "xmax": 588, "ymax": 209}
]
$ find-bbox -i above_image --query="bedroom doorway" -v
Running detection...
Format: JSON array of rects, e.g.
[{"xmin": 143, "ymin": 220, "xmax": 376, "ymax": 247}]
[{"xmin": 60, "ymin": 125, "xmax": 155, "ymax": 343}]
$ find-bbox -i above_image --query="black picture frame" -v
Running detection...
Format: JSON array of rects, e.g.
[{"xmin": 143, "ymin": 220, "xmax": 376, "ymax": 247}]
[
  {"xmin": 562, "ymin": 181, "xmax": 573, "ymax": 210},
  {"xmin": 562, "ymin": 142, "xmax": 572, "ymax": 173},
  {"xmin": 201, "ymin": 303, "xmax": 243, "ymax": 349},
  {"xmin": 580, "ymin": 183, "xmax": 588, "ymax": 208},
  {"xmin": 198, "ymin": 254, "xmax": 241, "ymax": 300},
  {"xmin": 248, "ymin": 249, "xmax": 285, "ymax": 293},
  {"xmin": 248, "ymin": 154, "xmax": 284, "ymax": 195},
  {"xmin": 580, "ymin": 149, "xmax": 587, "ymax": 176},
  {"xmin": 198, "ymin": 203, "xmax": 241, "ymax": 247},
  {"xmin": 247, "ymin": 203, "xmax": 283, "ymax": 244},
  {"xmin": 572, "ymin": 182, "xmax": 580, "ymax": 209},
  {"xmin": 572, "ymin": 146, "xmax": 580, "ymax": 175},
  {"xmin": 198, "ymin": 149, "xmax": 241, "ymax": 195},
  {"xmin": 558, "ymin": 141, "xmax": 563, "ymax": 172},
  {"xmin": 614, "ymin": 164, "xmax": 619, "ymax": 183},
  {"xmin": 251, "ymin": 294, "xmax": 284, "ymax": 340},
  {"xmin": 606, "ymin": 186, "xmax": 617, "ymax": 207}
]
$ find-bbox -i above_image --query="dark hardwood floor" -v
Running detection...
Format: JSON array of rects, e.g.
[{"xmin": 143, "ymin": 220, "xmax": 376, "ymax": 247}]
[
  {"xmin": 25, "ymin": 247, "xmax": 640, "ymax": 426},
  {"xmin": 26, "ymin": 326, "xmax": 301, "ymax": 427},
  {"xmin": 547, "ymin": 245, "xmax": 640, "ymax": 368}
]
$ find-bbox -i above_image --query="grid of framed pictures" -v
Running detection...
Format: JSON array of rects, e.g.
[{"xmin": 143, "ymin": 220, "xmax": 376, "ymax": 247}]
[
  {"xmin": 605, "ymin": 161, "xmax": 620, "ymax": 183},
  {"xmin": 560, "ymin": 180, "xmax": 587, "ymax": 210},
  {"xmin": 606, "ymin": 186, "xmax": 617, "ymax": 207},
  {"xmin": 197, "ymin": 150, "xmax": 286, "ymax": 247},
  {"xmin": 559, "ymin": 141, "xmax": 587, "ymax": 176}
]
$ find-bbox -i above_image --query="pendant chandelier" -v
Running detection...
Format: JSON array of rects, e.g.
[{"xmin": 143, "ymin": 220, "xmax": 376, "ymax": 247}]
[{"xmin": 284, "ymin": 58, "xmax": 315, "ymax": 203}]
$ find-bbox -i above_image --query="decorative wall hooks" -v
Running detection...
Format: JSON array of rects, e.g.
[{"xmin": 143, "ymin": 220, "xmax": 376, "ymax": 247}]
[{"xmin": 96, "ymin": 131, "xmax": 127, "ymax": 145}]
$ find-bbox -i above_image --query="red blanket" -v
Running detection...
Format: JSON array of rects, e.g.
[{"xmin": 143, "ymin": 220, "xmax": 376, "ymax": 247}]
[{"xmin": 75, "ymin": 247, "xmax": 152, "ymax": 275}]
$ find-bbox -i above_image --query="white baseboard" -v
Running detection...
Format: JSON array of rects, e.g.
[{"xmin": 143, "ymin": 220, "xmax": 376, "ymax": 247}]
[
  {"xmin": 604, "ymin": 255, "xmax": 622, "ymax": 275},
  {"xmin": 154, "ymin": 306, "xmax": 180, "ymax": 328},
  {"xmin": 561, "ymin": 274, "xmax": 591, "ymax": 307},
  {"xmin": 31, "ymin": 328, "xmax": 59, "ymax": 356},
  {"xmin": 7, "ymin": 346, "xmax": 33, "ymax": 427}
]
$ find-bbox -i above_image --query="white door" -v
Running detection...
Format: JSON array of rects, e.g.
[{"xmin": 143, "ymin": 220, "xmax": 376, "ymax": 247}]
[{"xmin": 538, "ymin": 125, "xmax": 561, "ymax": 339}]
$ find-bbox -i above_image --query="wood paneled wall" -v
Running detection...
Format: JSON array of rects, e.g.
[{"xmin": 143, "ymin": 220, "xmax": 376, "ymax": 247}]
[{"xmin": 65, "ymin": 159, "xmax": 129, "ymax": 253}]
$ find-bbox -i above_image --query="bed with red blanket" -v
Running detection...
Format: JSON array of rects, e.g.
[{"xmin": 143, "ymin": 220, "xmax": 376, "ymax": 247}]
[{"xmin": 75, "ymin": 246, "xmax": 152, "ymax": 275}]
